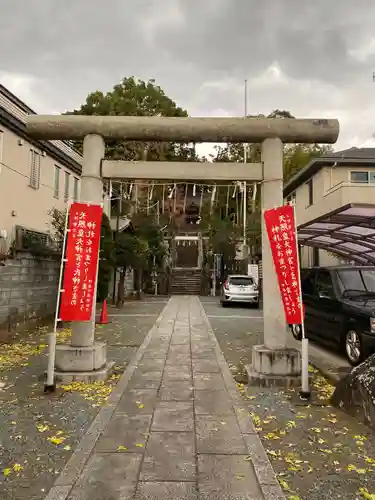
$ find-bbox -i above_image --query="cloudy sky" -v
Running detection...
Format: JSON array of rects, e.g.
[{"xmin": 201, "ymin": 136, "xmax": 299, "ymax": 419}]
[{"xmin": 1, "ymin": 0, "xmax": 375, "ymax": 155}]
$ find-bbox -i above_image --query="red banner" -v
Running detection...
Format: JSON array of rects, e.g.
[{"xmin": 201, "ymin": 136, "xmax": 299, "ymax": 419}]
[
  {"xmin": 59, "ymin": 203, "xmax": 103, "ymax": 321},
  {"xmin": 264, "ymin": 204, "xmax": 303, "ymax": 325}
]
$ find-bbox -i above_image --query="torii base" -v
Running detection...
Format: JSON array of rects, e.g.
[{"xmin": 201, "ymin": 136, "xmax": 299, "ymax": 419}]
[
  {"xmin": 246, "ymin": 344, "xmax": 301, "ymax": 389},
  {"xmin": 52, "ymin": 341, "xmax": 114, "ymax": 383}
]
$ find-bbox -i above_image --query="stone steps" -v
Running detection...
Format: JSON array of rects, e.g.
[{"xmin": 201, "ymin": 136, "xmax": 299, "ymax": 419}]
[{"xmin": 171, "ymin": 270, "xmax": 201, "ymax": 295}]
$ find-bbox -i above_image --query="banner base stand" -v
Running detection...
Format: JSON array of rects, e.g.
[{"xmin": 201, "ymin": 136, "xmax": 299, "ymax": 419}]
[
  {"xmin": 44, "ymin": 384, "xmax": 56, "ymax": 393},
  {"xmin": 299, "ymin": 390, "xmax": 311, "ymax": 400}
]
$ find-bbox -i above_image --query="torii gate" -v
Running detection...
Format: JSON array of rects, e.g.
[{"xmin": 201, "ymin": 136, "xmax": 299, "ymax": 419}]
[{"xmin": 26, "ymin": 115, "xmax": 339, "ymax": 386}]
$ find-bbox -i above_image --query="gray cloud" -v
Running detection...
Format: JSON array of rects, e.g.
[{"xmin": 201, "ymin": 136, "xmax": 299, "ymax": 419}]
[
  {"xmin": 156, "ymin": 0, "xmax": 375, "ymax": 85},
  {"xmin": 1, "ymin": 0, "xmax": 375, "ymax": 149}
]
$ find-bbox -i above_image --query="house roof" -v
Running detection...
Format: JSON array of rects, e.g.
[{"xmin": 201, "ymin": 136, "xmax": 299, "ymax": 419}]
[
  {"xmin": 284, "ymin": 147, "xmax": 375, "ymax": 197},
  {"xmin": 0, "ymin": 84, "xmax": 82, "ymax": 175},
  {"xmin": 110, "ymin": 216, "xmax": 134, "ymax": 233},
  {"xmin": 297, "ymin": 203, "xmax": 375, "ymax": 265}
]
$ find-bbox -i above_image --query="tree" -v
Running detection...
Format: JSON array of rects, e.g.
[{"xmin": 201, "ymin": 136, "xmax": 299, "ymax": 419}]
[
  {"xmin": 212, "ymin": 110, "xmax": 333, "ymax": 181},
  {"xmin": 114, "ymin": 232, "xmax": 149, "ymax": 306},
  {"xmin": 97, "ymin": 213, "xmax": 115, "ymax": 302},
  {"xmin": 131, "ymin": 212, "xmax": 166, "ymax": 270},
  {"xmin": 201, "ymin": 215, "xmax": 241, "ymax": 268},
  {"xmin": 66, "ymin": 76, "xmax": 199, "ymax": 162}
]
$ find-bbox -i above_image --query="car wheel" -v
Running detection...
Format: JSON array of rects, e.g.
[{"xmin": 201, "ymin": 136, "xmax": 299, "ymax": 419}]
[
  {"xmin": 221, "ymin": 302, "xmax": 228, "ymax": 308},
  {"xmin": 291, "ymin": 324, "xmax": 302, "ymax": 341},
  {"xmin": 345, "ymin": 329, "xmax": 364, "ymax": 366}
]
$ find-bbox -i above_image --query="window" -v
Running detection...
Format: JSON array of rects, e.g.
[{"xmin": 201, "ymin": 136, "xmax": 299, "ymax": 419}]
[
  {"xmin": 306, "ymin": 179, "xmax": 313, "ymax": 205},
  {"xmin": 54, "ymin": 165, "xmax": 60, "ymax": 198},
  {"xmin": 315, "ymin": 270, "xmax": 335, "ymax": 299},
  {"xmin": 229, "ymin": 277, "xmax": 254, "ymax": 286},
  {"xmin": 337, "ymin": 269, "xmax": 375, "ymax": 295},
  {"xmin": 73, "ymin": 177, "xmax": 79, "ymax": 201},
  {"xmin": 285, "ymin": 192, "xmax": 296, "ymax": 206},
  {"xmin": 301, "ymin": 271, "xmax": 316, "ymax": 296},
  {"xmin": 64, "ymin": 171, "xmax": 70, "ymax": 201},
  {"xmin": 350, "ymin": 171, "xmax": 369, "ymax": 183},
  {"xmin": 29, "ymin": 150, "xmax": 41, "ymax": 189}
]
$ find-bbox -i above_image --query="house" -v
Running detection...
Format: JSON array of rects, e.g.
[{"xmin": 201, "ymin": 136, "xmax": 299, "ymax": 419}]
[
  {"xmin": 283, "ymin": 147, "xmax": 375, "ymax": 268},
  {"xmin": 0, "ymin": 84, "xmax": 82, "ymax": 255}
]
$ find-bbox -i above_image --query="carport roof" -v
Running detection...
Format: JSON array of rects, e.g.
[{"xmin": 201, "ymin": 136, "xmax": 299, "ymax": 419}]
[{"xmin": 297, "ymin": 203, "xmax": 375, "ymax": 265}]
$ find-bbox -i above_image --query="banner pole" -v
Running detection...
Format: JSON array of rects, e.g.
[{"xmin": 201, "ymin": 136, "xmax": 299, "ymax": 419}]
[
  {"xmin": 90, "ymin": 202, "xmax": 104, "ymax": 330},
  {"xmin": 292, "ymin": 204, "xmax": 310, "ymax": 400},
  {"xmin": 45, "ymin": 203, "xmax": 71, "ymax": 392}
]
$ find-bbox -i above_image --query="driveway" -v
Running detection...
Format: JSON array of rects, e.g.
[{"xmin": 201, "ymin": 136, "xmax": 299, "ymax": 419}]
[{"xmin": 200, "ymin": 297, "xmax": 351, "ymax": 379}]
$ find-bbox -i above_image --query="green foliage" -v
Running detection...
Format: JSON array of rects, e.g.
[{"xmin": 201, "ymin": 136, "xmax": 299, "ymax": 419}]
[
  {"xmin": 212, "ymin": 109, "xmax": 333, "ymax": 182},
  {"xmin": 131, "ymin": 213, "xmax": 166, "ymax": 268},
  {"xmin": 201, "ymin": 215, "xmax": 241, "ymax": 266},
  {"xmin": 114, "ymin": 232, "xmax": 149, "ymax": 271},
  {"xmin": 66, "ymin": 76, "xmax": 198, "ymax": 162},
  {"xmin": 283, "ymin": 144, "xmax": 333, "ymax": 182},
  {"xmin": 48, "ymin": 207, "xmax": 66, "ymax": 248},
  {"xmin": 114, "ymin": 212, "xmax": 166, "ymax": 271}
]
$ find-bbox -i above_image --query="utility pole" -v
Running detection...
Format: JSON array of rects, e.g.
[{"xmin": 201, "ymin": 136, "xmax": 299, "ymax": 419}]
[
  {"xmin": 243, "ymin": 79, "xmax": 248, "ymax": 256},
  {"xmin": 112, "ymin": 183, "xmax": 121, "ymax": 304}
]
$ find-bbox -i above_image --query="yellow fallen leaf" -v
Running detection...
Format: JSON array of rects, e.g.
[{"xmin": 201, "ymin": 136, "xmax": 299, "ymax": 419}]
[
  {"xmin": 117, "ymin": 445, "xmax": 128, "ymax": 451},
  {"xmin": 359, "ymin": 487, "xmax": 375, "ymax": 499},
  {"xmin": 63, "ymin": 445, "xmax": 71, "ymax": 451},
  {"xmin": 286, "ymin": 420, "xmax": 296, "ymax": 429},
  {"xmin": 311, "ymin": 427, "xmax": 321, "ymax": 433},
  {"xmin": 37, "ymin": 424, "xmax": 49, "ymax": 433},
  {"xmin": 265, "ymin": 432, "xmax": 280, "ymax": 440},
  {"xmin": 48, "ymin": 436, "xmax": 66, "ymax": 445},
  {"xmin": 13, "ymin": 463, "xmax": 23, "ymax": 472},
  {"xmin": 288, "ymin": 496, "xmax": 301, "ymax": 500},
  {"xmin": 235, "ymin": 474, "xmax": 244, "ymax": 480},
  {"xmin": 354, "ymin": 435, "xmax": 367, "ymax": 441},
  {"xmin": 267, "ymin": 450, "xmax": 281, "ymax": 458},
  {"xmin": 279, "ymin": 479, "xmax": 290, "ymax": 491},
  {"xmin": 135, "ymin": 443, "xmax": 144, "ymax": 448},
  {"xmin": 3, "ymin": 468, "xmax": 12, "ymax": 476}
]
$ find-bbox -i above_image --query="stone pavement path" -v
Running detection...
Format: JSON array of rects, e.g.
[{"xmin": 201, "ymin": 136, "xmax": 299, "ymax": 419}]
[{"xmin": 46, "ymin": 297, "xmax": 284, "ymax": 500}]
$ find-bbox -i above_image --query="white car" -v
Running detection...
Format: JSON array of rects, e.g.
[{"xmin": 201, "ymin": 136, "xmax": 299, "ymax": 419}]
[{"xmin": 220, "ymin": 274, "xmax": 259, "ymax": 308}]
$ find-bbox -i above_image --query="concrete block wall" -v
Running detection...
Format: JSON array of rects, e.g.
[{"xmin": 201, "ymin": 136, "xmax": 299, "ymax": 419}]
[{"xmin": 0, "ymin": 253, "xmax": 59, "ymax": 331}]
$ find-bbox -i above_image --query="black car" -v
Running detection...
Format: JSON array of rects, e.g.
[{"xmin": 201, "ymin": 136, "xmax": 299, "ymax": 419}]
[{"xmin": 290, "ymin": 265, "xmax": 375, "ymax": 366}]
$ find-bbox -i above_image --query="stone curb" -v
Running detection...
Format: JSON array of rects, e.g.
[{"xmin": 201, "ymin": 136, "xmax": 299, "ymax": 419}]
[
  {"xmin": 197, "ymin": 299, "xmax": 286, "ymax": 500},
  {"xmin": 43, "ymin": 300, "xmax": 170, "ymax": 500},
  {"xmin": 309, "ymin": 356, "xmax": 342, "ymax": 386}
]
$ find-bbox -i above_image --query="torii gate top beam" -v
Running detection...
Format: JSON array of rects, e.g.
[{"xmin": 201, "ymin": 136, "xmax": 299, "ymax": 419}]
[{"xmin": 26, "ymin": 115, "xmax": 339, "ymax": 144}]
